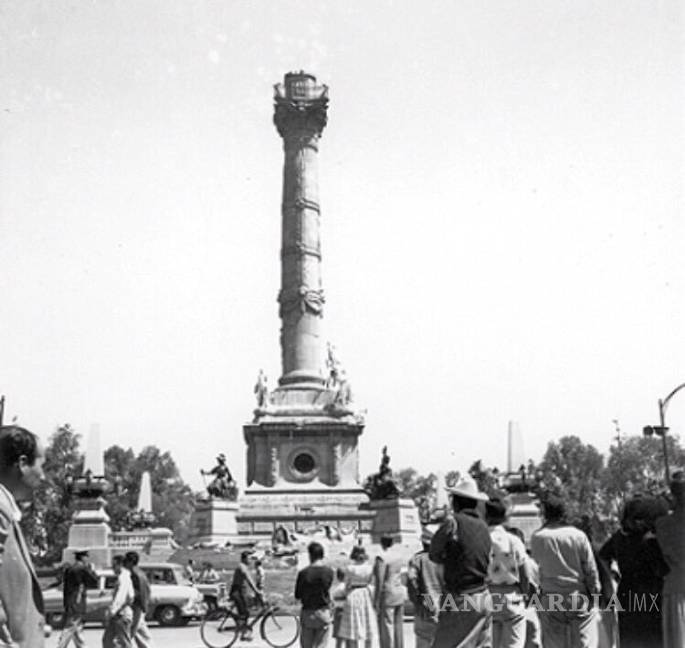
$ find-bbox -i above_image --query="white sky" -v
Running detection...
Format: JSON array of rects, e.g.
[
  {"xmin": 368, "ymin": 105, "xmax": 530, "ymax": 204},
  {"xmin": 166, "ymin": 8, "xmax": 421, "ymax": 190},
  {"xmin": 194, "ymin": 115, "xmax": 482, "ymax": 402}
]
[{"xmin": 1, "ymin": 1, "xmax": 683, "ymax": 491}]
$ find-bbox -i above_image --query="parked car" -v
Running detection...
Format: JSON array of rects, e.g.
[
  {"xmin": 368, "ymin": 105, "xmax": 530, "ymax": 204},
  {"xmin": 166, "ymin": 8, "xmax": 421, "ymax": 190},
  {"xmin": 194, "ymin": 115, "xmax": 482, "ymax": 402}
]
[{"xmin": 43, "ymin": 562, "xmax": 206, "ymax": 628}]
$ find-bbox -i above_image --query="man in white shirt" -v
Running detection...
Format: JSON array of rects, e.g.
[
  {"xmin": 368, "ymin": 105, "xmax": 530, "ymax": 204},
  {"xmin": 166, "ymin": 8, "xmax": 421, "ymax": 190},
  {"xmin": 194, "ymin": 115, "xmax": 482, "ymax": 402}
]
[
  {"xmin": 486, "ymin": 496, "xmax": 532, "ymax": 648},
  {"xmin": 103, "ymin": 555, "xmax": 134, "ymax": 648},
  {"xmin": 530, "ymin": 495, "xmax": 600, "ymax": 648}
]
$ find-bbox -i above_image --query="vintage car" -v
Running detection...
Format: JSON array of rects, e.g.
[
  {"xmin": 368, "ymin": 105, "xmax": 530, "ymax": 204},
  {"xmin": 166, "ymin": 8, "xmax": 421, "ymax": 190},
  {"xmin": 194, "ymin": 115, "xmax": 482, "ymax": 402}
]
[{"xmin": 43, "ymin": 562, "xmax": 206, "ymax": 628}]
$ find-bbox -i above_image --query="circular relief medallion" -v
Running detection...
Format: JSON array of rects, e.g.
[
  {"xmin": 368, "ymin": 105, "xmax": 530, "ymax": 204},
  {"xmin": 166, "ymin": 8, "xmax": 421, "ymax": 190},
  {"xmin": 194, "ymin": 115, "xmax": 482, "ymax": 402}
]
[{"xmin": 288, "ymin": 448, "xmax": 319, "ymax": 481}]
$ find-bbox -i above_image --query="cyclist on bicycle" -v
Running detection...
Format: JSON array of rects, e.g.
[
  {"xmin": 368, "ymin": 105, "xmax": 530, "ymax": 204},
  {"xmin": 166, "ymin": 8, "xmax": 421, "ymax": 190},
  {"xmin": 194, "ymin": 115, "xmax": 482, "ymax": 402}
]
[{"xmin": 230, "ymin": 551, "xmax": 263, "ymax": 640}]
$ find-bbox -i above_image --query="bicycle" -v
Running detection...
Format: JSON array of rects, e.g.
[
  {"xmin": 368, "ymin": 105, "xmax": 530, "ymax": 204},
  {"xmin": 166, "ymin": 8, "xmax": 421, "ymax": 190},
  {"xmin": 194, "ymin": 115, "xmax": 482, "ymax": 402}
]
[{"xmin": 200, "ymin": 596, "xmax": 300, "ymax": 648}]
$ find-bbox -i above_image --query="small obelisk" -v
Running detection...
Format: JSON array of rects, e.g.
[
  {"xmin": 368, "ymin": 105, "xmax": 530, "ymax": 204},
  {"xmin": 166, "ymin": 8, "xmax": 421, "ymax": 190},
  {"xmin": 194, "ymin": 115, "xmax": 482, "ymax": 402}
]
[
  {"xmin": 63, "ymin": 424, "xmax": 111, "ymax": 568},
  {"xmin": 137, "ymin": 471, "xmax": 153, "ymax": 513},
  {"xmin": 507, "ymin": 420, "xmax": 525, "ymax": 473}
]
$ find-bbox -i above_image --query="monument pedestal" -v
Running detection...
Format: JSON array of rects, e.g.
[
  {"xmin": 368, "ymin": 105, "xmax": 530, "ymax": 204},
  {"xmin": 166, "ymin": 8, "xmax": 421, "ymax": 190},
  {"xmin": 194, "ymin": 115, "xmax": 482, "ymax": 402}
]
[
  {"xmin": 368, "ymin": 498, "xmax": 422, "ymax": 547},
  {"xmin": 63, "ymin": 496, "xmax": 112, "ymax": 568},
  {"xmin": 239, "ymin": 398, "xmax": 373, "ymax": 538},
  {"xmin": 189, "ymin": 499, "xmax": 239, "ymax": 546}
]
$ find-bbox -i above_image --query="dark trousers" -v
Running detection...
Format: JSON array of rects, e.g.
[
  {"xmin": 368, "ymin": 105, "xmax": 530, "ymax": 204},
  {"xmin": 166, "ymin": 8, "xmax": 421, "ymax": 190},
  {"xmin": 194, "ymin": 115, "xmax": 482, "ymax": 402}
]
[
  {"xmin": 102, "ymin": 614, "xmax": 132, "ymax": 648},
  {"xmin": 432, "ymin": 591, "xmax": 493, "ymax": 648}
]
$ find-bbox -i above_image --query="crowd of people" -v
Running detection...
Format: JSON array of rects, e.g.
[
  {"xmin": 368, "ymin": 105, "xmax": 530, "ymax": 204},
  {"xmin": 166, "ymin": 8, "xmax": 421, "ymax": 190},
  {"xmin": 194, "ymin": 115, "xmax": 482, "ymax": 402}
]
[
  {"xmin": 294, "ymin": 473, "xmax": 685, "ymax": 648},
  {"xmin": 0, "ymin": 423, "xmax": 683, "ymax": 648}
]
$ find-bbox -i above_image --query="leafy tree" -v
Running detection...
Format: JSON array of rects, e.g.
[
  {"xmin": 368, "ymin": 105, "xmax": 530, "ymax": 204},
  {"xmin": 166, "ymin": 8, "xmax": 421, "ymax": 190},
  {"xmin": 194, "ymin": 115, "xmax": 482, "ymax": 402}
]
[
  {"xmin": 468, "ymin": 460, "xmax": 501, "ymax": 497},
  {"xmin": 601, "ymin": 434, "xmax": 684, "ymax": 520},
  {"xmin": 103, "ymin": 444, "xmax": 194, "ymax": 544},
  {"xmin": 22, "ymin": 424, "xmax": 84, "ymax": 564},
  {"xmin": 23, "ymin": 427, "xmax": 194, "ymax": 561},
  {"xmin": 537, "ymin": 435, "xmax": 608, "ymax": 539}
]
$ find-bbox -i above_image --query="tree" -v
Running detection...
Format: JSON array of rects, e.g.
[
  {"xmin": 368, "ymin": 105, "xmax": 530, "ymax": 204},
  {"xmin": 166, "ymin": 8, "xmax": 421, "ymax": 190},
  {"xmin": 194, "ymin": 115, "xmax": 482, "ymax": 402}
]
[
  {"xmin": 537, "ymin": 435, "xmax": 608, "ymax": 539},
  {"xmin": 468, "ymin": 460, "xmax": 501, "ymax": 497},
  {"xmin": 23, "ymin": 428, "xmax": 194, "ymax": 562},
  {"xmin": 22, "ymin": 424, "xmax": 84, "ymax": 563},
  {"xmin": 602, "ymin": 434, "xmax": 684, "ymax": 514},
  {"xmin": 103, "ymin": 444, "xmax": 195, "ymax": 544}
]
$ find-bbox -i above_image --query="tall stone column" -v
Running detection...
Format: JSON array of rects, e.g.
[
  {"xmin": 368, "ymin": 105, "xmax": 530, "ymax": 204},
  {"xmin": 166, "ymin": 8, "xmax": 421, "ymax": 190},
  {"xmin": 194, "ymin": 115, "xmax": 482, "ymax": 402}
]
[{"xmin": 274, "ymin": 72, "xmax": 328, "ymax": 387}]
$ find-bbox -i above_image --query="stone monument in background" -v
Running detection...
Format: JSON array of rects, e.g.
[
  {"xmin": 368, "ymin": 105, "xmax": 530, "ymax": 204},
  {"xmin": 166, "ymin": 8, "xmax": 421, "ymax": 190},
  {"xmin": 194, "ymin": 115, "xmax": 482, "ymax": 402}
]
[
  {"xmin": 366, "ymin": 447, "xmax": 421, "ymax": 545},
  {"xmin": 501, "ymin": 421, "xmax": 543, "ymax": 544},
  {"xmin": 189, "ymin": 454, "xmax": 240, "ymax": 545},
  {"xmin": 63, "ymin": 424, "xmax": 112, "ymax": 568},
  {"xmin": 237, "ymin": 72, "xmax": 374, "ymax": 537}
]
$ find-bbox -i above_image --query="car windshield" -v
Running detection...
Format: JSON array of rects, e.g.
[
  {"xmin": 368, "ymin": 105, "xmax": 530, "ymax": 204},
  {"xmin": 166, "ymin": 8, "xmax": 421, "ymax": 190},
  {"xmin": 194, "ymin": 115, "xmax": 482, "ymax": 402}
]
[{"xmin": 172, "ymin": 566, "xmax": 192, "ymax": 586}]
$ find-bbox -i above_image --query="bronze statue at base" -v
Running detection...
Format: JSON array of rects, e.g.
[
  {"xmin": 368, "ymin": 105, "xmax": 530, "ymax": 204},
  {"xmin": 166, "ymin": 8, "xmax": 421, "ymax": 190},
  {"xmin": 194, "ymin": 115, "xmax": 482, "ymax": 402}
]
[
  {"xmin": 366, "ymin": 446, "xmax": 400, "ymax": 500},
  {"xmin": 201, "ymin": 454, "xmax": 238, "ymax": 501}
]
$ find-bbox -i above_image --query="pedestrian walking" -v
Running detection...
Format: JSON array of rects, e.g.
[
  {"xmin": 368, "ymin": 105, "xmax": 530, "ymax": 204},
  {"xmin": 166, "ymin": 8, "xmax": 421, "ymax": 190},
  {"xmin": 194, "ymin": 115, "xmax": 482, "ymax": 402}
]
[
  {"xmin": 0, "ymin": 425, "xmax": 47, "ymax": 648},
  {"xmin": 254, "ymin": 559, "xmax": 266, "ymax": 596},
  {"xmin": 183, "ymin": 560, "xmax": 195, "ymax": 584},
  {"xmin": 102, "ymin": 555, "xmax": 134, "ymax": 648},
  {"xmin": 429, "ymin": 476, "xmax": 493, "ymax": 648},
  {"xmin": 123, "ymin": 552, "xmax": 153, "ymax": 648},
  {"xmin": 407, "ymin": 526, "xmax": 441, "ymax": 648},
  {"xmin": 655, "ymin": 469, "xmax": 685, "ymax": 648},
  {"xmin": 486, "ymin": 496, "xmax": 532, "ymax": 648},
  {"xmin": 294, "ymin": 542, "xmax": 334, "ymax": 648},
  {"xmin": 374, "ymin": 536, "xmax": 406, "ymax": 648},
  {"xmin": 56, "ymin": 550, "xmax": 99, "ymax": 648},
  {"xmin": 338, "ymin": 545, "xmax": 377, "ymax": 648},
  {"xmin": 530, "ymin": 495, "xmax": 601, "ymax": 648}
]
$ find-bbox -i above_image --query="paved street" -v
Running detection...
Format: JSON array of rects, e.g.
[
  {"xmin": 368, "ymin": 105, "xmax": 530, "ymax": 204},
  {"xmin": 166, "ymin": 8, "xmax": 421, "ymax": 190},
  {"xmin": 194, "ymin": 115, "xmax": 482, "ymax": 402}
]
[{"xmin": 46, "ymin": 620, "xmax": 417, "ymax": 648}]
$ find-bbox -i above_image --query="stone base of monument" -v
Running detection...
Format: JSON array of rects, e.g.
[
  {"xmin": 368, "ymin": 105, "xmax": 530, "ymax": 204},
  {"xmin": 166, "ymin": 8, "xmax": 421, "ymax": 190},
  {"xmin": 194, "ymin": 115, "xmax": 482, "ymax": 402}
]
[
  {"xmin": 63, "ymin": 497, "xmax": 112, "ymax": 568},
  {"xmin": 189, "ymin": 499, "xmax": 240, "ymax": 545},
  {"xmin": 368, "ymin": 498, "xmax": 422, "ymax": 547},
  {"xmin": 237, "ymin": 487, "xmax": 375, "ymax": 539}
]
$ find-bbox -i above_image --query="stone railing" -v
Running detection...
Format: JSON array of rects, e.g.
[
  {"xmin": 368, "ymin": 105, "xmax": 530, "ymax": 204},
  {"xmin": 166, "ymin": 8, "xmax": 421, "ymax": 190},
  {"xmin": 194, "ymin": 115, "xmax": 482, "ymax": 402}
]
[{"xmin": 109, "ymin": 527, "xmax": 175, "ymax": 551}]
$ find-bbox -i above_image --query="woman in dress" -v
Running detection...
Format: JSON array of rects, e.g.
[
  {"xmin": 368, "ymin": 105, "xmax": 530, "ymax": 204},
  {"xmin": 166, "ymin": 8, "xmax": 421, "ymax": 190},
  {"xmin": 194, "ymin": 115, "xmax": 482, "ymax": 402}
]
[{"xmin": 338, "ymin": 545, "xmax": 378, "ymax": 648}]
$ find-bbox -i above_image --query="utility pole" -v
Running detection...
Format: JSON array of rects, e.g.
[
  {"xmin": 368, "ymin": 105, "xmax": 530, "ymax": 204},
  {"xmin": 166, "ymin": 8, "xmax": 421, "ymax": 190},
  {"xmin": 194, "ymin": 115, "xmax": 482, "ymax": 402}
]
[{"xmin": 612, "ymin": 419, "xmax": 624, "ymax": 503}]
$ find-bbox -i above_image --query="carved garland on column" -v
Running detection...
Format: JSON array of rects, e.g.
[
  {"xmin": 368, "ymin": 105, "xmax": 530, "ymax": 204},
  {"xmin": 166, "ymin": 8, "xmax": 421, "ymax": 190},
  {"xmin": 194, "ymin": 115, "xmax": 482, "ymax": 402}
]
[{"xmin": 278, "ymin": 286, "xmax": 325, "ymax": 316}]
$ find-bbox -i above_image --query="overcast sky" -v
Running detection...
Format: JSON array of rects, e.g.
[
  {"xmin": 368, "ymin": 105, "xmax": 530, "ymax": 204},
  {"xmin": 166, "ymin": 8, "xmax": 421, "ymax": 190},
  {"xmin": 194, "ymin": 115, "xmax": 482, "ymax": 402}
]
[{"xmin": 1, "ymin": 1, "xmax": 683, "ymax": 491}]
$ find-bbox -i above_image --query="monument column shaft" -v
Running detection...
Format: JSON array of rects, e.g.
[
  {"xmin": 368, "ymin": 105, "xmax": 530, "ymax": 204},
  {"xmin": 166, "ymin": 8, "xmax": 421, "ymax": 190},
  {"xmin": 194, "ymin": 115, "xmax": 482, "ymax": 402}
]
[
  {"xmin": 280, "ymin": 134, "xmax": 323, "ymax": 385},
  {"xmin": 274, "ymin": 73, "xmax": 328, "ymax": 387}
]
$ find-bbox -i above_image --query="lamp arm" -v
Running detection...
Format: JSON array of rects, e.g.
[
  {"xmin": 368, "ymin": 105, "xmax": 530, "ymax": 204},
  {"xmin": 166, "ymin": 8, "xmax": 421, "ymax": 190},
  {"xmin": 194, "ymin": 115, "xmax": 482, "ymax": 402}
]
[{"xmin": 661, "ymin": 382, "xmax": 685, "ymax": 414}]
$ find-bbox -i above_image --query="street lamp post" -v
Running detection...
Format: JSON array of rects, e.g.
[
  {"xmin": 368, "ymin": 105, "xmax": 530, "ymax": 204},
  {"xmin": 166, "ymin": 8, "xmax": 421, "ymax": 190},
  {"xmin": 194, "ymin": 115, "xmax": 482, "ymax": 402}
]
[{"xmin": 644, "ymin": 382, "xmax": 685, "ymax": 483}]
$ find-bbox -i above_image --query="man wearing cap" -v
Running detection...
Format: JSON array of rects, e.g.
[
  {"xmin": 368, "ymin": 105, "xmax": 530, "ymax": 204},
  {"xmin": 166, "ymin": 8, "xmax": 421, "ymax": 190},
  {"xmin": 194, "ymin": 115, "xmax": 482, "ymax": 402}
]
[
  {"xmin": 655, "ymin": 469, "xmax": 685, "ymax": 648},
  {"xmin": 407, "ymin": 525, "xmax": 441, "ymax": 648},
  {"xmin": 429, "ymin": 476, "xmax": 492, "ymax": 648},
  {"xmin": 56, "ymin": 550, "xmax": 98, "ymax": 648},
  {"xmin": 485, "ymin": 496, "xmax": 532, "ymax": 648},
  {"xmin": 530, "ymin": 495, "xmax": 600, "ymax": 648}
]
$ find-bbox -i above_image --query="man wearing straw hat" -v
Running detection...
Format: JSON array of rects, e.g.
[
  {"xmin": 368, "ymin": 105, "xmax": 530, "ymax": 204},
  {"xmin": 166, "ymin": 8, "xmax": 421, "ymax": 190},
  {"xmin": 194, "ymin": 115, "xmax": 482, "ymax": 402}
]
[
  {"xmin": 407, "ymin": 525, "xmax": 442, "ymax": 648},
  {"xmin": 429, "ymin": 476, "xmax": 492, "ymax": 648}
]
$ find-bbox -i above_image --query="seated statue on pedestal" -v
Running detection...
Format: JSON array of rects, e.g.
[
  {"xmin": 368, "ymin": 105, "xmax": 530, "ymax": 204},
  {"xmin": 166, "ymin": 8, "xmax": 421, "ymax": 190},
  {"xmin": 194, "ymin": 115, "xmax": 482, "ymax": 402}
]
[
  {"xmin": 366, "ymin": 446, "xmax": 400, "ymax": 500},
  {"xmin": 200, "ymin": 454, "xmax": 238, "ymax": 501}
]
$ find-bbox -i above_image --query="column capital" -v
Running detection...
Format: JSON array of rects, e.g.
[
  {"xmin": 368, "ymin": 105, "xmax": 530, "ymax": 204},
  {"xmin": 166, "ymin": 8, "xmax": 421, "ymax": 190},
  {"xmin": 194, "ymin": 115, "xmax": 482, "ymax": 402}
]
[{"xmin": 273, "ymin": 72, "xmax": 328, "ymax": 140}]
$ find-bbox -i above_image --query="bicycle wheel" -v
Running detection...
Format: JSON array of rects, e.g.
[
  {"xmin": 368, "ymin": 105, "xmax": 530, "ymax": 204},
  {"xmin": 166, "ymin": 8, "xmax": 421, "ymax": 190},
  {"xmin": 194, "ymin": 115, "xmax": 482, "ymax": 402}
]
[
  {"xmin": 260, "ymin": 609, "xmax": 300, "ymax": 648},
  {"xmin": 200, "ymin": 608, "xmax": 240, "ymax": 648}
]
